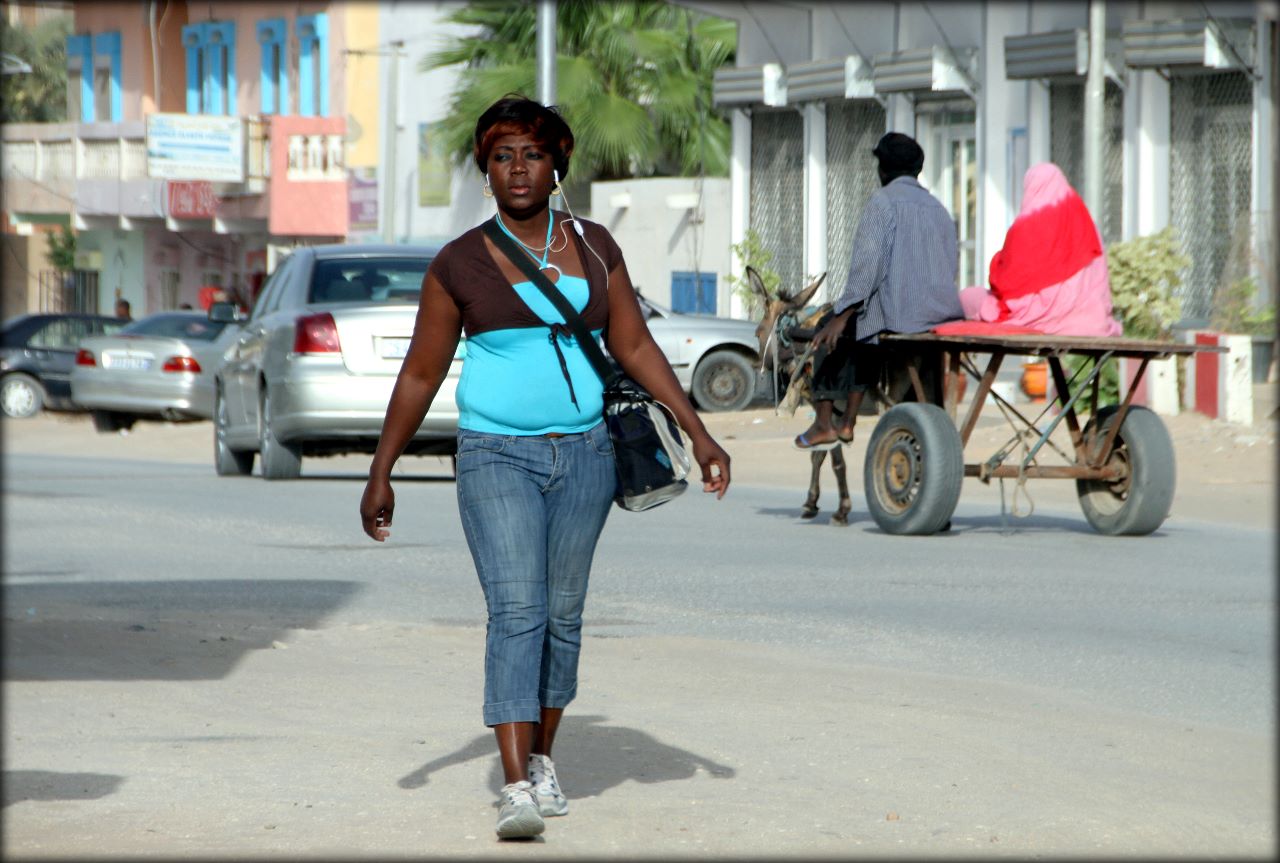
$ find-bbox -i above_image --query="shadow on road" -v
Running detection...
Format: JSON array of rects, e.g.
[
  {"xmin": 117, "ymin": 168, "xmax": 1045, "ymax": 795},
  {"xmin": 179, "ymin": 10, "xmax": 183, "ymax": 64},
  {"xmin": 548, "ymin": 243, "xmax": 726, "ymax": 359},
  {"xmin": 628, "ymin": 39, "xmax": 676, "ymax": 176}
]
[
  {"xmin": 3, "ymin": 579, "xmax": 363, "ymax": 682},
  {"xmin": 2, "ymin": 770, "xmax": 124, "ymax": 807},
  {"xmin": 398, "ymin": 714, "xmax": 735, "ymax": 798}
]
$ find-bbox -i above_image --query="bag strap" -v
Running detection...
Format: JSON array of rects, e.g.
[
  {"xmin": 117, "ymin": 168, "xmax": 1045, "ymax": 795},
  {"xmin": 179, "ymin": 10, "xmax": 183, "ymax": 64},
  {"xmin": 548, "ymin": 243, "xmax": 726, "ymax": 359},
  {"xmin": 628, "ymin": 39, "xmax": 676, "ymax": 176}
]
[{"xmin": 482, "ymin": 218, "xmax": 621, "ymax": 387}]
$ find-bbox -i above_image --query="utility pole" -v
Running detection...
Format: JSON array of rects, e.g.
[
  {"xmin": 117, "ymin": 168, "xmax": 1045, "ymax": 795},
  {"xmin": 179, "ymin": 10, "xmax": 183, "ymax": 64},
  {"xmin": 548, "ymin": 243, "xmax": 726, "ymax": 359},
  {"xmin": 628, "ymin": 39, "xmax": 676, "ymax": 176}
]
[
  {"xmin": 1082, "ymin": 0, "xmax": 1106, "ymax": 222},
  {"xmin": 536, "ymin": 0, "xmax": 556, "ymax": 106},
  {"xmin": 383, "ymin": 40, "xmax": 404, "ymax": 244}
]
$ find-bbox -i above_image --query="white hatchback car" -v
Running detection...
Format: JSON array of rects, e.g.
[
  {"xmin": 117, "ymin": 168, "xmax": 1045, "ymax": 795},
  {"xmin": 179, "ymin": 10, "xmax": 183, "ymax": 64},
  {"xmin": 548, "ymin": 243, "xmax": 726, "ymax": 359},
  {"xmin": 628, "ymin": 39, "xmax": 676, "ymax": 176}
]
[{"xmin": 212, "ymin": 244, "xmax": 458, "ymax": 480}]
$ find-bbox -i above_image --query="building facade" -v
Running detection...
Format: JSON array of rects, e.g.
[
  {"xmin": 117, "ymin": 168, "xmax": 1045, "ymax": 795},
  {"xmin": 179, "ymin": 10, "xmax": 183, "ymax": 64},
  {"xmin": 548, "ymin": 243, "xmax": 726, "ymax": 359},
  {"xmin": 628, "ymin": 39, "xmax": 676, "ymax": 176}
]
[
  {"xmin": 3, "ymin": 0, "xmax": 360, "ymax": 317},
  {"xmin": 683, "ymin": 0, "xmax": 1276, "ymax": 327}
]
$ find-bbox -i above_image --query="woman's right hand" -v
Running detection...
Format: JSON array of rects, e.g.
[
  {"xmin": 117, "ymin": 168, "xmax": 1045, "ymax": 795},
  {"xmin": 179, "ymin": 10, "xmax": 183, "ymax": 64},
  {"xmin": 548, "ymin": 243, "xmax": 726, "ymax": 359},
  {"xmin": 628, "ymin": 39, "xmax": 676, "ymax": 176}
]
[{"xmin": 360, "ymin": 476, "xmax": 395, "ymax": 541}]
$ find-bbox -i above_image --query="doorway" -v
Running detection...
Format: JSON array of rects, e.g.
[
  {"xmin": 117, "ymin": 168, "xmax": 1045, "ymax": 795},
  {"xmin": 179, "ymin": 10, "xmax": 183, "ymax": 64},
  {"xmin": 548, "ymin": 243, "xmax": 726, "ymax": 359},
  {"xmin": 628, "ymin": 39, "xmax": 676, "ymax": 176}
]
[{"xmin": 922, "ymin": 108, "xmax": 977, "ymax": 288}]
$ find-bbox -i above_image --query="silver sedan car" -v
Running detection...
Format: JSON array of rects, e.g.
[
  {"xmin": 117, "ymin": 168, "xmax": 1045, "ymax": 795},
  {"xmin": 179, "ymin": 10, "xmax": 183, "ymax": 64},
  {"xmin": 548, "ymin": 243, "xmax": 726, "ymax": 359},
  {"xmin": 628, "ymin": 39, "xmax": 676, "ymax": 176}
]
[
  {"xmin": 212, "ymin": 244, "xmax": 458, "ymax": 480},
  {"xmin": 70, "ymin": 312, "xmax": 238, "ymax": 432},
  {"xmin": 635, "ymin": 293, "xmax": 762, "ymax": 412}
]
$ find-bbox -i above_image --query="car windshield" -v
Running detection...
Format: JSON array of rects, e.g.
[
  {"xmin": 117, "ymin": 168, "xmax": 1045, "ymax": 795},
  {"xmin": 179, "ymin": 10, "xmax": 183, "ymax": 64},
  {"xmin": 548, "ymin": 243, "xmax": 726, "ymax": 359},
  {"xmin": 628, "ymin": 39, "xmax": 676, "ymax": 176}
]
[
  {"xmin": 121, "ymin": 314, "xmax": 229, "ymax": 342},
  {"xmin": 308, "ymin": 257, "xmax": 432, "ymax": 305}
]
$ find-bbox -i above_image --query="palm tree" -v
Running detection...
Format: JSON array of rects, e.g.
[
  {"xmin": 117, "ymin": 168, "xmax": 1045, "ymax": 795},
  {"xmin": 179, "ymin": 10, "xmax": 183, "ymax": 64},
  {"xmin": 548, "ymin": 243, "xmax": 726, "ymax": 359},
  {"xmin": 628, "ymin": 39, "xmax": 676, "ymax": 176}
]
[
  {"xmin": 420, "ymin": 0, "xmax": 735, "ymax": 183},
  {"xmin": 1, "ymin": 15, "xmax": 71, "ymax": 123}
]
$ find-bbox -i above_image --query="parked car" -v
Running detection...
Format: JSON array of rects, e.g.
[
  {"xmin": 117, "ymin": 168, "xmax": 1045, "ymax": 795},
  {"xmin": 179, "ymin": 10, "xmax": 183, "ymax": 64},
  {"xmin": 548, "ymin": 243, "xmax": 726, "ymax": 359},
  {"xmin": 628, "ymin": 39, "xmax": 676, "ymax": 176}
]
[
  {"xmin": 634, "ymin": 293, "xmax": 762, "ymax": 412},
  {"xmin": 212, "ymin": 243, "xmax": 457, "ymax": 480},
  {"xmin": 70, "ymin": 311, "xmax": 240, "ymax": 432},
  {"xmin": 1, "ymin": 313, "xmax": 127, "ymax": 418}
]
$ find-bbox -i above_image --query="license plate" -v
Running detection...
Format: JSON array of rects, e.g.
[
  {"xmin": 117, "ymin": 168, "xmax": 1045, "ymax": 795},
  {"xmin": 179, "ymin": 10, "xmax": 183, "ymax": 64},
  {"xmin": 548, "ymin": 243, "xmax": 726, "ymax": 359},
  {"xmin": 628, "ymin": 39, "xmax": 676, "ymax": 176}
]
[
  {"xmin": 378, "ymin": 337, "xmax": 411, "ymax": 359},
  {"xmin": 105, "ymin": 355, "xmax": 152, "ymax": 370}
]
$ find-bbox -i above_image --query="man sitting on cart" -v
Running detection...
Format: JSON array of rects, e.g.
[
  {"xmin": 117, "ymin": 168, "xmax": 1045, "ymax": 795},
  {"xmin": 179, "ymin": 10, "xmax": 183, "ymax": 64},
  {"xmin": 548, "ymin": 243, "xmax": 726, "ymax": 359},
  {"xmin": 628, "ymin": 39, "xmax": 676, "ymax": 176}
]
[{"xmin": 794, "ymin": 132, "xmax": 965, "ymax": 451}]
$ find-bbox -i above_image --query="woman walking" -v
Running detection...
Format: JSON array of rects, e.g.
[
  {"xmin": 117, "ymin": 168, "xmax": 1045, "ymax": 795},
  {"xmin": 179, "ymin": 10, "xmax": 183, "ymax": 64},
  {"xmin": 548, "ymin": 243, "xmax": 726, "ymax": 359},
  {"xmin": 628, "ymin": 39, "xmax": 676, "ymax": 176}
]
[{"xmin": 359, "ymin": 96, "xmax": 731, "ymax": 840}]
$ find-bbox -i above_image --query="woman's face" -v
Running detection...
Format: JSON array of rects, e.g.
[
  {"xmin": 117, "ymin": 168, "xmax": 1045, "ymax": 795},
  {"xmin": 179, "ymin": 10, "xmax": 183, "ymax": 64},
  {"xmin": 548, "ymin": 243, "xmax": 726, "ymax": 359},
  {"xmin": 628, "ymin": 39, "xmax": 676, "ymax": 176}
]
[{"xmin": 486, "ymin": 131, "xmax": 554, "ymax": 212}]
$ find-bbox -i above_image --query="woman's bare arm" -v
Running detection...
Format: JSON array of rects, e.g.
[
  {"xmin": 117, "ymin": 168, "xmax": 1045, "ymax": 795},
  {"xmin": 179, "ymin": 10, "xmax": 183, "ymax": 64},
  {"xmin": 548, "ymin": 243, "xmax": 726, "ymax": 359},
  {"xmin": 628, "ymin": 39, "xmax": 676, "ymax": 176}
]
[
  {"xmin": 360, "ymin": 273, "xmax": 463, "ymax": 538},
  {"xmin": 603, "ymin": 261, "xmax": 730, "ymax": 497}
]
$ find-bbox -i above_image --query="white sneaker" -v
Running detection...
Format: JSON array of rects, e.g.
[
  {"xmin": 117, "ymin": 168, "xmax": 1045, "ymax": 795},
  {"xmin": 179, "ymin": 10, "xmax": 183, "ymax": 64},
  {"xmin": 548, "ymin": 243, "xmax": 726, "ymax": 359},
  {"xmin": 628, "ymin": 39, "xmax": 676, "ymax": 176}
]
[
  {"xmin": 496, "ymin": 780, "xmax": 545, "ymax": 839},
  {"xmin": 528, "ymin": 753, "xmax": 569, "ymax": 817}
]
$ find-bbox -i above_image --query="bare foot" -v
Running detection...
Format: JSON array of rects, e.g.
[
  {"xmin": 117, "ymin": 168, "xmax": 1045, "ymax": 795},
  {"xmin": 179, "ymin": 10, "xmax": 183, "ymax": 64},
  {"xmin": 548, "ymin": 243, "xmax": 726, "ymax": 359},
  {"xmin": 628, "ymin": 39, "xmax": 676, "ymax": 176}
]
[{"xmin": 794, "ymin": 424, "xmax": 839, "ymax": 450}]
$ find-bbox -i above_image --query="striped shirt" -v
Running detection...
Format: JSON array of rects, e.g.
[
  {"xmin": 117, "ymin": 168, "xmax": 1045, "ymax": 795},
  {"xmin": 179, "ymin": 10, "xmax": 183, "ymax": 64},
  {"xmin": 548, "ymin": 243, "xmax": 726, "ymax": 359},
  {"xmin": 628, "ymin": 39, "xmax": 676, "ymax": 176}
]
[{"xmin": 832, "ymin": 176, "xmax": 965, "ymax": 342}]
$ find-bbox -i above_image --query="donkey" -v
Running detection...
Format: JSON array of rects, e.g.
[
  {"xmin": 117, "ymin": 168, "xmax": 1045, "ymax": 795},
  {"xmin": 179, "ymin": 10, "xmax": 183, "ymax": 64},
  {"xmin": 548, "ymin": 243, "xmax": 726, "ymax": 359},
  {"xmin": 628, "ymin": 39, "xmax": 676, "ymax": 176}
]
[{"xmin": 749, "ymin": 267, "xmax": 854, "ymax": 526}]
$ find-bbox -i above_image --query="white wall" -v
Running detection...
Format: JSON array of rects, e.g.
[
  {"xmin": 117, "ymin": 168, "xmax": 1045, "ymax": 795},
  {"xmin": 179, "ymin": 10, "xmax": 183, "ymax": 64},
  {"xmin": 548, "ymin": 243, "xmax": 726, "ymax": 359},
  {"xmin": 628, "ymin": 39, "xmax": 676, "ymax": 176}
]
[
  {"xmin": 381, "ymin": 1, "xmax": 492, "ymax": 245},
  {"xmin": 589, "ymin": 178, "xmax": 731, "ymax": 314}
]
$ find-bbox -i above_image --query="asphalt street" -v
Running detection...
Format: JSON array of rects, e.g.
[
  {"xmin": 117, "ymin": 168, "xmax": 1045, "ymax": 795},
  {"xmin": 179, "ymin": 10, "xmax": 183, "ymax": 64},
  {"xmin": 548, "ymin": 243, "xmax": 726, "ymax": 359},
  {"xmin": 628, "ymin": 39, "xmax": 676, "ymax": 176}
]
[{"xmin": 3, "ymin": 446, "xmax": 1276, "ymax": 856}]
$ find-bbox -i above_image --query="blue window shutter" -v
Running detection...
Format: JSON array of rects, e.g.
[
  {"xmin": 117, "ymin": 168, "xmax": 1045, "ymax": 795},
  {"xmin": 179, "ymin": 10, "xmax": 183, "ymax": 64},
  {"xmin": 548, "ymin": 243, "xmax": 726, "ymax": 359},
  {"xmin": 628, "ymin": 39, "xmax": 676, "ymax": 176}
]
[
  {"xmin": 671, "ymin": 272, "xmax": 717, "ymax": 314},
  {"xmin": 213, "ymin": 22, "xmax": 236, "ymax": 115},
  {"xmin": 297, "ymin": 15, "xmax": 316, "ymax": 117},
  {"xmin": 671, "ymin": 272, "xmax": 696, "ymax": 314},
  {"xmin": 93, "ymin": 32, "xmax": 122, "ymax": 122},
  {"xmin": 697, "ymin": 272, "xmax": 717, "ymax": 314},
  {"xmin": 66, "ymin": 34, "xmax": 94, "ymax": 122},
  {"xmin": 296, "ymin": 13, "xmax": 328, "ymax": 116},
  {"xmin": 257, "ymin": 19, "xmax": 285, "ymax": 114},
  {"xmin": 181, "ymin": 24, "xmax": 203, "ymax": 113},
  {"xmin": 314, "ymin": 13, "xmax": 329, "ymax": 117}
]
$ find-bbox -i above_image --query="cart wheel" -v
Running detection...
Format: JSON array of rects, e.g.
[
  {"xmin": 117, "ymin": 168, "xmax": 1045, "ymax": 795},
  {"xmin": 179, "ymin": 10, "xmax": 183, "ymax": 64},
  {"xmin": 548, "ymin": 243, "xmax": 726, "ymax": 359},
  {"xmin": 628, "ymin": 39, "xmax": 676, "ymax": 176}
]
[
  {"xmin": 1077, "ymin": 405, "xmax": 1174, "ymax": 536},
  {"xmin": 863, "ymin": 403, "xmax": 963, "ymax": 535}
]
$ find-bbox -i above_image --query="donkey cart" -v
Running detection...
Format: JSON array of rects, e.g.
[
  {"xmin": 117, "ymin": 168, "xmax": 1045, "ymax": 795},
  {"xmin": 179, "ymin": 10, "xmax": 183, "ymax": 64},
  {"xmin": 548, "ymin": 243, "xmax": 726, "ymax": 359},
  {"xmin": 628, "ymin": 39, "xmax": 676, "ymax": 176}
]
[{"xmin": 857, "ymin": 332, "xmax": 1226, "ymax": 537}]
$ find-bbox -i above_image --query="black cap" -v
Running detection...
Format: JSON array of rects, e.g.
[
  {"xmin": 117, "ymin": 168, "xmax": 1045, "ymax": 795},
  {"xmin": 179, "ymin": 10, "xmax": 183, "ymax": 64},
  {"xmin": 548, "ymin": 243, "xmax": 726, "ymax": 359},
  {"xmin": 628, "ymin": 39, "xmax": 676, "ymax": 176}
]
[{"xmin": 872, "ymin": 132, "xmax": 925, "ymax": 178}]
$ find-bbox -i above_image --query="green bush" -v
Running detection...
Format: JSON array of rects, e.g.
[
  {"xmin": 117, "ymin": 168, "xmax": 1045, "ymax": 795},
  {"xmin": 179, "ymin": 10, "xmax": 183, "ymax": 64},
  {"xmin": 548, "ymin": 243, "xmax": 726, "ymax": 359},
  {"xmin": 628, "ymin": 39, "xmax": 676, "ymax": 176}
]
[
  {"xmin": 1105, "ymin": 227, "xmax": 1187, "ymax": 341},
  {"xmin": 726, "ymin": 229, "xmax": 780, "ymax": 316},
  {"xmin": 1064, "ymin": 228, "xmax": 1189, "ymax": 412},
  {"xmin": 1210, "ymin": 276, "xmax": 1276, "ymax": 337}
]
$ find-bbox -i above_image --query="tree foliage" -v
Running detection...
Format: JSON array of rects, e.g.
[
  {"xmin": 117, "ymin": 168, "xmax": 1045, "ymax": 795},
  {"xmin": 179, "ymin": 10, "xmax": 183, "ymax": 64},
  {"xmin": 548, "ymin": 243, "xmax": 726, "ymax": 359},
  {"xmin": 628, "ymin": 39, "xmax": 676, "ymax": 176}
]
[
  {"xmin": 420, "ymin": 0, "xmax": 736, "ymax": 182},
  {"xmin": 45, "ymin": 225, "xmax": 76, "ymax": 273},
  {"xmin": 1, "ymin": 16, "xmax": 71, "ymax": 123}
]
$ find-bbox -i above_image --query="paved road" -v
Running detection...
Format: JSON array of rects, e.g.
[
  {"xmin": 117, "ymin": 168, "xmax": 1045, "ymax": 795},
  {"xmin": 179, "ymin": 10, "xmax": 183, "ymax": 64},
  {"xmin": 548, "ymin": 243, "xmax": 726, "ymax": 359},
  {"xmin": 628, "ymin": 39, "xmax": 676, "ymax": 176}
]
[{"xmin": 4, "ymin": 448, "xmax": 1275, "ymax": 856}]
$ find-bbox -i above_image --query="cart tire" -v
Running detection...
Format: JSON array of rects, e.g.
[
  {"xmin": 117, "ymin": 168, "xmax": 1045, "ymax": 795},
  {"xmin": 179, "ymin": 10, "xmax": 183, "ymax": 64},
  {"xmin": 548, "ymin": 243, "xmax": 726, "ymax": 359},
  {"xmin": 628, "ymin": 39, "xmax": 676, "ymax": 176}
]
[
  {"xmin": 1076, "ymin": 405, "xmax": 1174, "ymax": 536},
  {"xmin": 863, "ymin": 403, "xmax": 963, "ymax": 535}
]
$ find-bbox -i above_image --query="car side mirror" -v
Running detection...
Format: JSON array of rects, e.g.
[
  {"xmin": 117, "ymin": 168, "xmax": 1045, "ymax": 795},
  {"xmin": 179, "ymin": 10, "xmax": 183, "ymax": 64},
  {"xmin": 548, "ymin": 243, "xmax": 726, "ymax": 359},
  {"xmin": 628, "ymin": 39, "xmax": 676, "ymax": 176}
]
[{"xmin": 209, "ymin": 302, "xmax": 244, "ymax": 324}]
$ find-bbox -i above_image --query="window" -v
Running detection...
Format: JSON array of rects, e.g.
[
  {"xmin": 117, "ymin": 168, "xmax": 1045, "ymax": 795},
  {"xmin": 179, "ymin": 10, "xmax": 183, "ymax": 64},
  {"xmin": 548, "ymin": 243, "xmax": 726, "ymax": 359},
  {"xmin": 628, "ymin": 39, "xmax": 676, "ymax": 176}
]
[
  {"xmin": 182, "ymin": 21, "xmax": 237, "ymax": 115},
  {"xmin": 65, "ymin": 34, "xmax": 93, "ymax": 122},
  {"xmin": 256, "ymin": 19, "xmax": 288, "ymax": 114},
  {"xmin": 29, "ymin": 318, "xmax": 92, "ymax": 350},
  {"xmin": 159, "ymin": 270, "xmax": 180, "ymax": 310},
  {"xmin": 296, "ymin": 13, "xmax": 329, "ymax": 117},
  {"xmin": 91, "ymin": 32, "xmax": 121, "ymax": 122},
  {"xmin": 308, "ymin": 257, "xmax": 433, "ymax": 304},
  {"xmin": 670, "ymin": 271, "xmax": 717, "ymax": 315}
]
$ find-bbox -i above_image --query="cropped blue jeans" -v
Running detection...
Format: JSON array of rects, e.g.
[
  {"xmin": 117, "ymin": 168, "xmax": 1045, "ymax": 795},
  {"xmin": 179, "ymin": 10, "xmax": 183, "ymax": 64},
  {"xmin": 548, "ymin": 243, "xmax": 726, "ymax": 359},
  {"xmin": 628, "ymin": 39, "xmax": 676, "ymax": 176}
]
[{"xmin": 455, "ymin": 420, "xmax": 616, "ymax": 727}]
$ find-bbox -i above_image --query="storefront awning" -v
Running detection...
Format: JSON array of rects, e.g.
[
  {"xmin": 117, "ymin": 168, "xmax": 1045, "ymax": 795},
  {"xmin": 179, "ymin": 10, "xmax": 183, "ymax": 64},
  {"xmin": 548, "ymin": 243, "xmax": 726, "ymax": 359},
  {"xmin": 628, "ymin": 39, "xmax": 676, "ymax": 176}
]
[
  {"xmin": 872, "ymin": 46, "xmax": 978, "ymax": 97},
  {"xmin": 712, "ymin": 63, "xmax": 787, "ymax": 107},
  {"xmin": 1123, "ymin": 18, "xmax": 1255, "ymax": 71},
  {"xmin": 1005, "ymin": 29, "xmax": 1125, "ymax": 83},
  {"xmin": 784, "ymin": 56, "xmax": 875, "ymax": 104}
]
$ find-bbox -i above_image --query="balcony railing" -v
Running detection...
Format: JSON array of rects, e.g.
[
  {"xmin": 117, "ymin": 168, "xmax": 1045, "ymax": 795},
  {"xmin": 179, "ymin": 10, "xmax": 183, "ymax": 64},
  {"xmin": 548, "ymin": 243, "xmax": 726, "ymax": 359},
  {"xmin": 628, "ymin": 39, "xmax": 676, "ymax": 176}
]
[{"xmin": 2, "ymin": 116, "xmax": 274, "ymax": 187}]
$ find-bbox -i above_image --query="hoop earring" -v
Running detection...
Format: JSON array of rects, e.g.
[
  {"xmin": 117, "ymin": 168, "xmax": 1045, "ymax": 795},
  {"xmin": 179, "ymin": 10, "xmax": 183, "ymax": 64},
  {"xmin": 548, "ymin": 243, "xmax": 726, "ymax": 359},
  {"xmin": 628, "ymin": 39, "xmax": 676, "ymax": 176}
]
[
  {"xmin": 551, "ymin": 183, "xmax": 562, "ymax": 197},
  {"xmin": 482, "ymin": 174, "xmax": 494, "ymax": 198}
]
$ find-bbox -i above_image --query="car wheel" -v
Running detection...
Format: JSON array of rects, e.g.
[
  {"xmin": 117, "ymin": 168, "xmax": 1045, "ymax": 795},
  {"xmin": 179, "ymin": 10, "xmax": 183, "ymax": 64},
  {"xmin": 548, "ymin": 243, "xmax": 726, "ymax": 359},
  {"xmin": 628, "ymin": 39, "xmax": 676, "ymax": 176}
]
[
  {"xmin": 90, "ymin": 410, "xmax": 135, "ymax": 433},
  {"xmin": 1, "ymin": 373, "xmax": 45, "ymax": 419},
  {"xmin": 214, "ymin": 387, "xmax": 254, "ymax": 476},
  {"xmin": 258, "ymin": 389, "xmax": 302, "ymax": 480},
  {"xmin": 691, "ymin": 350, "xmax": 756, "ymax": 412}
]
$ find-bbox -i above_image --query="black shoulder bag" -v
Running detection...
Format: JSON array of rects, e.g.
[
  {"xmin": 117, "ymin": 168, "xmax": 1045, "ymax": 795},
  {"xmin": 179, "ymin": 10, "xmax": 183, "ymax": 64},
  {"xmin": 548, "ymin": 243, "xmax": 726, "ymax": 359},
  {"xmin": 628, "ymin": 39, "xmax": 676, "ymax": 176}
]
[{"xmin": 481, "ymin": 218, "xmax": 690, "ymax": 512}]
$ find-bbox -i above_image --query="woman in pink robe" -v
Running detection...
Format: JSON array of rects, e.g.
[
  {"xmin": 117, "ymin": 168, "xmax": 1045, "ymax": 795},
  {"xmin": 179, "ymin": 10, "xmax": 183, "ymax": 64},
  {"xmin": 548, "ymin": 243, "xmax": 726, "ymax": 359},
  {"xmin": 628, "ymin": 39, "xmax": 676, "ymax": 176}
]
[{"xmin": 959, "ymin": 163, "xmax": 1122, "ymax": 337}]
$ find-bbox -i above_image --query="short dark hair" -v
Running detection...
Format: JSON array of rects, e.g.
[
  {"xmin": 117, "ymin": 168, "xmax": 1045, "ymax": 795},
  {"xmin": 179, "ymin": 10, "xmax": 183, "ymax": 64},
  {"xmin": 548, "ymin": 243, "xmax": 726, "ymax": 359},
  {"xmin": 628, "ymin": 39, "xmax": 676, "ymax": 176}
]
[
  {"xmin": 473, "ymin": 95, "xmax": 575, "ymax": 180},
  {"xmin": 872, "ymin": 132, "xmax": 925, "ymax": 179}
]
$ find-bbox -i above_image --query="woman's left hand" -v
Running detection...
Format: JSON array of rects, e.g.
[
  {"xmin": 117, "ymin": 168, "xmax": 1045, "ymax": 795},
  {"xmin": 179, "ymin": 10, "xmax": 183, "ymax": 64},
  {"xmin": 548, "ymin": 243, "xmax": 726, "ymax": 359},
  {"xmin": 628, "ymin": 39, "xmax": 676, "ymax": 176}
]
[{"xmin": 690, "ymin": 434, "xmax": 731, "ymax": 499}]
